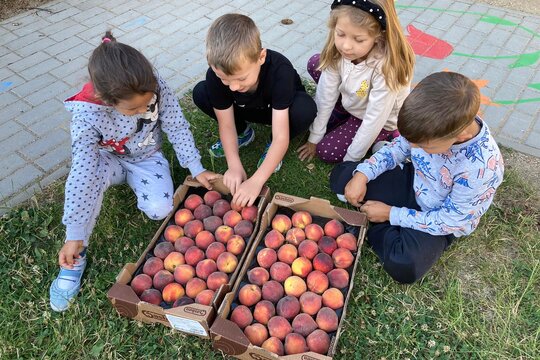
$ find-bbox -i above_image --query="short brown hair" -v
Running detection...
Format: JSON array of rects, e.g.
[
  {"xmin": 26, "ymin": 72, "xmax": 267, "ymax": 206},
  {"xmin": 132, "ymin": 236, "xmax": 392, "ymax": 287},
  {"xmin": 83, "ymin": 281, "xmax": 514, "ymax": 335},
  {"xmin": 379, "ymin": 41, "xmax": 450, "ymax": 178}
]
[
  {"xmin": 206, "ymin": 14, "xmax": 262, "ymax": 75},
  {"xmin": 398, "ymin": 72, "xmax": 480, "ymax": 143}
]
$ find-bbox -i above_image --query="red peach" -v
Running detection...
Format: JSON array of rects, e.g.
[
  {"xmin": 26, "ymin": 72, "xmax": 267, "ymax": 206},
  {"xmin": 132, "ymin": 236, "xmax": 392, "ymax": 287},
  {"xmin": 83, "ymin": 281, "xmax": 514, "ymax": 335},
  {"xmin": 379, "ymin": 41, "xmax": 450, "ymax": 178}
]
[
  {"xmin": 262, "ymin": 280, "xmax": 284, "ymax": 303},
  {"xmin": 193, "ymin": 204, "xmax": 212, "ymax": 220},
  {"xmin": 257, "ymin": 248, "xmax": 277, "ymax": 269},
  {"xmin": 184, "ymin": 194, "xmax": 204, "ymax": 211},
  {"xmin": 163, "ymin": 251, "xmax": 185, "ymax": 272},
  {"xmin": 174, "ymin": 208, "xmax": 194, "ymax": 226},
  {"xmin": 264, "ymin": 229, "xmax": 285, "ymax": 249},
  {"xmin": 203, "ymin": 215, "xmax": 223, "ymax": 233},
  {"xmin": 299, "ymin": 291, "xmax": 322, "ymax": 316},
  {"xmin": 261, "ymin": 337, "xmax": 285, "ymax": 356},
  {"xmin": 284, "ymin": 276, "xmax": 307, "ymax": 297},
  {"xmin": 244, "ymin": 323, "xmax": 269, "ymax": 347},
  {"xmin": 184, "ymin": 246, "xmax": 205, "ymax": 266},
  {"xmin": 226, "ymin": 235, "xmax": 245, "ymax": 256},
  {"xmin": 216, "ymin": 252, "xmax": 238, "ymax": 273},
  {"xmin": 162, "ymin": 282, "xmax": 185, "ymax": 304},
  {"xmin": 172, "ymin": 296, "xmax": 194, "ymax": 308},
  {"xmin": 223, "ymin": 210, "xmax": 242, "ymax": 227},
  {"xmin": 306, "ymin": 270, "xmax": 329, "ymax": 294},
  {"xmin": 292, "ymin": 313, "xmax": 318, "ymax": 337},
  {"xmin": 238, "ymin": 284, "xmax": 262, "ymax": 307},
  {"xmin": 284, "ymin": 333, "xmax": 308, "ymax": 355},
  {"xmin": 324, "ymin": 219, "xmax": 344, "ymax": 238},
  {"xmin": 304, "ymin": 223, "xmax": 324, "ymax": 241},
  {"xmin": 195, "ymin": 289, "xmax": 215, "ymax": 305},
  {"xmin": 291, "ymin": 257, "xmax": 312, "ymax": 277},
  {"xmin": 203, "ymin": 190, "xmax": 221, "ymax": 206},
  {"xmin": 276, "ymin": 295, "xmax": 300, "ymax": 320},
  {"xmin": 231, "ymin": 202, "xmax": 243, "ymax": 212},
  {"xmin": 174, "ymin": 236, "xmax": 195, "ymax": 254},
  {"xmin": 142, "ymin": 256, "xmax": 164, "ymax": 277},
  {"xmin": 131, "ymin": 274, "xmax": 152, "ymax": 295},
  {"xmin": 152, "ymin": 269, "xmax": 174, "ymax": 291},
  {"xmin": 270, "ymin": 261, "xmax": 292, "ymax": 282},
  {"xmin": 140, "ymin": 288, "xmax": 162, "ymax": 305},
  {"xmin": 285, "ymin": 228, "xmax": 305, "ymax": 246},
  {"xmin": 336, "ymin": 232, "xmax": 358, "ymax": 251},
  {"xmin": 215, "ymin": 225, "xmax": 234, "ymax": 243},
  {"xmin": 298, "ymin": 240, "xmax": 319, "ymax": 260},
  {"xmin": 164, "ymin": 224, "xmax": 184, "ymax": 243},
  {"xmin": 173, "ymin": 264, "xmax": 195, "ymax": 285},
  {"xmin": 206, "ymin": 271, "xmax": 228, "ymax": 291},
  {"xmin": 277, "ymin": 243, "xmax": 298, "ymax": 264},
  {"xmin": 234, "ymin": 220, "xmax": 254, "ymax": 238},
  {"xmin": 230, "ymin": 305, "xmax": 253, "ymax": 329},
  {"xmin": 241, "ymin": 205, "xmax": 258, "ymax": 222},
  {"xmin": 327, "ymin": 268, "xmax": 350, "ymax": 289},
  {"xmin": 267, "ymin": 316, "xmax": 292, "ymax": 341},
  {"xmin": 195, "ymin": 258, "xmax": 217, "ymax": 280},
  {"xmin": 316, "ymin": 307, "xmax": 339, "ymax": 332},
  {"xmin": 185, "ymin": 277, "xmax": 207, "ymax": 298},
  {"xmin": 322, "ymin": 288, "xmax": 344, "ymax": 310},
  {"xmin": 313, "ymin": 252, "xmax": 334, "ymax": 273},
  {"xmin": 153, "ymin": 241, "xmax": 175, "ymax": 259},
  {"xmin": 213, "ymin": 199, "xmax": 231, "ymax": 217},
  {"xmin": 271, "ymin": 214, "xmax": 292, "ymax": 234},
  {"xmin": 306, "ymin": 329, "xmax": 331, "ymax": 355},
  {"xmin": 195, "ymin": 230, "xmax": 215, "ymax": 250},
  {"xmin": 319, "ymin": 236, "xmax": 338, "ymax": 255},
  {"xmin": 205, "ymin": 241, "xmax": 226, "ymax": 261},
  {"xmin": 248, "ymin": 266, "xmax": 270, "ymax": 286},
  {"xmin": 291, "ymin": 211, "xmax": 312, "ymax": 229},
  {"xmin": 332, "ymin": 248, "xmax": 354, "ymax": 269},
  {"xmin": 183, "ymin": 219, "xmax": 204, "ymax": 238},
  {"xmin": 253, "ymin": 300, "xmax": 275, "ymax": 325}
]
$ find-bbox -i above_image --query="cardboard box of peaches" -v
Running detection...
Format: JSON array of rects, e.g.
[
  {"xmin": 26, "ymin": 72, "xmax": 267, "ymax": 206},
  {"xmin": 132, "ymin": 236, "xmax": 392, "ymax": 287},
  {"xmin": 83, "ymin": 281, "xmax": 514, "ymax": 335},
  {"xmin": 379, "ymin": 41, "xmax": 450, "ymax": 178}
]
[
  {"xmin": 210, "ymin": 192, "xmax": 368, "ymax": 358},
  {"xmin": 107, "ymin": 176, "xmax": 271, "ymax": 338}
]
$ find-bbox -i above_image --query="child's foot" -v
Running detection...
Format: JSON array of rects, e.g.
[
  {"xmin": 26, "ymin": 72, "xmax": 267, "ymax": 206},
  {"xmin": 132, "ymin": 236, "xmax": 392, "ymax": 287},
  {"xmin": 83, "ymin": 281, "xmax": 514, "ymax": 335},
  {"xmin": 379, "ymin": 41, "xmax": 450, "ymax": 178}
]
[
  {"xmin": 49, "ymin": 248, "xmax": 87, "ymax": 312},
  {"xmin": 209, "ymin": 125, "xmax": 255, "ymax": 158},
  {"xmin": 336, "ymin": 194, "xmax": 347, "ymax": 203},
  {"xmin": 257, "ymin": 142, "xmax": 282, "ymax": 173},
  {"xmin": 371, "ymin": 140, "xmax": 390, "ymax": 154}
]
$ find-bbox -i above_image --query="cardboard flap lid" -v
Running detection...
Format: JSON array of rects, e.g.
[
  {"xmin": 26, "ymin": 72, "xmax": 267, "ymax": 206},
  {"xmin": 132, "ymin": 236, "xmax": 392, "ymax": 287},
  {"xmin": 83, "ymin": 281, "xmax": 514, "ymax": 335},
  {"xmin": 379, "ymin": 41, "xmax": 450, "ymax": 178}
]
[
  {"xmin": 107, "ymin": 283, "xmax": 140, "ymax": 318},
  {"xmin": 184, "ymin": 175, "xmax": 271, "ymax": 198},
  {"xmin": 115, "ymin": 263, "xmax": 137, "ymax": 284},
  {"xmin": 211, "ymin": 316, "xmax": 250, "ymax": 355}
]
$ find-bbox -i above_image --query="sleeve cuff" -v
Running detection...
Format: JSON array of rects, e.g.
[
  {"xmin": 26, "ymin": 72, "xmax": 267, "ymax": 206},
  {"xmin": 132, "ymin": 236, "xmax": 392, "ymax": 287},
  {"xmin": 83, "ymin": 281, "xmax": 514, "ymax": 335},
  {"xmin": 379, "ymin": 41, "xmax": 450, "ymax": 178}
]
[
  {"xmin": 389, "ymin": 206, "xmax": 402, "ymax": 226},
  {"xmin": 308, "ymin": 133, "xmax": 324, "ymax": 144},
  {"xmin": 187, "ymin": 160, "xmax": 205, "ymax": 178},
  {"xmin": 65, "ymin": 225, "xmax": 88, "ymax": 242},
  {"xmin": 354, "ymin": 163, "xmax": 374, "ymax": 181}
]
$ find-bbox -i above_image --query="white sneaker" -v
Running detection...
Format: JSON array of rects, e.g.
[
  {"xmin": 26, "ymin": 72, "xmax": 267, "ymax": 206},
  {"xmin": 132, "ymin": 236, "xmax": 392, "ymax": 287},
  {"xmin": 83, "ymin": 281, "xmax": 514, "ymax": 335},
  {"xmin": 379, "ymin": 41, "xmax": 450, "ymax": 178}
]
[{"xmin": 371, "ymin": 140, "xmax": 390, "ymax": 153}]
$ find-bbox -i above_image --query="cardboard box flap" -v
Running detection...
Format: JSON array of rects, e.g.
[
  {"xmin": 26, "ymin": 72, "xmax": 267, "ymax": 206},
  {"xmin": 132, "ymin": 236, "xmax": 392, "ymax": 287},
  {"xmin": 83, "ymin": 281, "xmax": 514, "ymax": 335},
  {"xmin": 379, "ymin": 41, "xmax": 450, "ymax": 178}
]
[
  {"xmin": 107, "ymin": 283, "xmax": 140, "ymax": 318},
  {"xmin": 211, "ymin": 316, "xmax": 250, "ymax": 355},
  {"xmin": 115, "ymin": 263, "xmax": 137, "ymax": 284},
  {"xmin": 183, "ymin": 175, "xmax": 230, "ymax": 194}
]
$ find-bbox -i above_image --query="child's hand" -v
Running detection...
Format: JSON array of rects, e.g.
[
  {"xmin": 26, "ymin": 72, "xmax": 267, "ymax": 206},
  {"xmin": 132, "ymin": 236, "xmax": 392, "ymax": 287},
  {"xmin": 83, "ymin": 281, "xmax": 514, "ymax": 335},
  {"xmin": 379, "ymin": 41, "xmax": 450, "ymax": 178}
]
[
  {"xmin": 360, "ymin": 201, "xmax": 391, "ymax": 222},
  {"xmin": 297, "ymin": 142, "xmax": 317, "ymax": 161},
  {"xmin": 232, "ymin": 178, "xmax": 262, "ymax": 208},
  {"xmin": 344, "ymin": 172, "xmax": 368, "ymax": 206},
  {"xmin": 195, "ymin": 170, "xmax": 220, "ymax": 190},
  {"xmin": 58, "ymin": 240, "xmax": 84, "ymax": 269},
  {"xmin": 224, "ymin": 166, "xmax": 247, "ymax": 195}
]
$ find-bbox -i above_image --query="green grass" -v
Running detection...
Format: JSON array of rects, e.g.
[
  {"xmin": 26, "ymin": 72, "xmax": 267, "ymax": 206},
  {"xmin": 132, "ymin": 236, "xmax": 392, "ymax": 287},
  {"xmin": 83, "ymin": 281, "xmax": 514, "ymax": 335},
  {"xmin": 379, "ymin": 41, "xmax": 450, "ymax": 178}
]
[{"xmin": 0, "ymin": 94, "xmax": 538, "ymax": 359}]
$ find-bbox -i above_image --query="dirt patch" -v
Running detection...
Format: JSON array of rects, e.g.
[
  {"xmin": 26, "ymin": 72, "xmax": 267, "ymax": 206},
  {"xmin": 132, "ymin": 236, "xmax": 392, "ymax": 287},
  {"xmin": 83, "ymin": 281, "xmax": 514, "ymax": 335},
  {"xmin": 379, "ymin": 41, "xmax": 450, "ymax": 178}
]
[{"xmin": 0, "ymin": 0, "xmax": 52, "ymax": 20}]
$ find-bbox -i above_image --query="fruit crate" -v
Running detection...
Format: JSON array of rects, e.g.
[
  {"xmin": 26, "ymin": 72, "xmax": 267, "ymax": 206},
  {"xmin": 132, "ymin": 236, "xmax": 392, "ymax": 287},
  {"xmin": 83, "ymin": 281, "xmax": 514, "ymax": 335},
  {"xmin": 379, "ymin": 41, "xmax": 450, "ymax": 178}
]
[
  {"xmin": 107, "ymin": 175, "xmax": 271, "ymax": 338},
  {"xmin": 210, "ymin": 192, "xmax": 367, "ymax": 358}
]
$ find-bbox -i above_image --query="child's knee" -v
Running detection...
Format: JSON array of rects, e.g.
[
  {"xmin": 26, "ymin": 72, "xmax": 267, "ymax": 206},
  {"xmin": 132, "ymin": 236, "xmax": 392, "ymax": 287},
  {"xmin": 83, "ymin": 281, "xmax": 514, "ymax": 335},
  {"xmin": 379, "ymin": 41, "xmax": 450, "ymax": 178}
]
[
  {"xmin": 141, "ymin": 201, "xmax": 173, "ymax": 220},
  {"xmin": 383, "ymin": 260, "xmax": 422, "ymax": 284},
  {"xmin": 307, "ymin": 53, "xmax": 321, "ymax": 82},
  {"xmin": 192, "ymin": 81, "xmax": 208, "ymax": 108}
]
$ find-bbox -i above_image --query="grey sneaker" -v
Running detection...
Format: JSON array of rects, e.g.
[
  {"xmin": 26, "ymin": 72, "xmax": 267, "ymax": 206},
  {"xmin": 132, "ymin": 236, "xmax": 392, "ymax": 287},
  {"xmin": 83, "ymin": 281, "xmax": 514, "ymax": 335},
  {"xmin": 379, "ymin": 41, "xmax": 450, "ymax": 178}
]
[
  {"xmin": 209, "ymin": 125, "xmax": 255, "ymax": 158},
  {"xmin": 371, "ymin": 140, "xmax": 390, "ymax": 154},
  {"xmin": 257, "ymin": 142, "xmax": 282, "ymax": 173}
]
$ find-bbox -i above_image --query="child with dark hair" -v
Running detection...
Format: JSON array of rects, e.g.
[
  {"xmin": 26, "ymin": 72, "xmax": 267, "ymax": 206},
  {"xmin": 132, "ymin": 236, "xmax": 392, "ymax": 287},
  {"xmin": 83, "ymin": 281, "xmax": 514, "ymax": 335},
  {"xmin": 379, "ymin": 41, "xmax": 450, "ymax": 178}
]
[
  {"xmin": 330, "ymin": 72, "xmax": 504, "ymax": 284},
  {"xmin": 49, "ymin": 31, "xmax": 217, "ymax": 312}
]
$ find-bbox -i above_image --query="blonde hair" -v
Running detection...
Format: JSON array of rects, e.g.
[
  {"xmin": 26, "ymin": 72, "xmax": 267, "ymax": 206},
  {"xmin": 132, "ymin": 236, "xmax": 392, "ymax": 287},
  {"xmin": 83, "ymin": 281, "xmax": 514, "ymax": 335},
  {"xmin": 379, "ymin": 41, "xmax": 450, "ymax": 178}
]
[
  {"xmin": 318, "ymin": 0, "xmax": 415, "ymax": 91},
  {"xmin": 206, "ymin": 14, "xmax": 262, "ymax": 75}
]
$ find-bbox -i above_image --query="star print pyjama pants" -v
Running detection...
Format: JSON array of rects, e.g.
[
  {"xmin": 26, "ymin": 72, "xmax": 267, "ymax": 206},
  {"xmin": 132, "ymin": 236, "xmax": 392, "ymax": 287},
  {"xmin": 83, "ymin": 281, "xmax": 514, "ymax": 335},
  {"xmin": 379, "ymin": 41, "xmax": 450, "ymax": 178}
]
[
  {"xmin": 330, "ymin": 161, "xmax": 454, "ymax": 284},
  {"xmin": 307, "ymin": 54, "xmax": 400, "ymax": 163},
  {"xmin": 76, "ymin": 150, "xmax": 174, "ymax": 246}
]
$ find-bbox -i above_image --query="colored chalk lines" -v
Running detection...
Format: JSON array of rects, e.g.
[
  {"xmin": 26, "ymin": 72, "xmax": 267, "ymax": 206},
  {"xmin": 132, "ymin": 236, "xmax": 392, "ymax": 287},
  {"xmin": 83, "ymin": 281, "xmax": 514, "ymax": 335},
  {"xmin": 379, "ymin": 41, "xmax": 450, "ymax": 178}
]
[{"xmin": 398, "ymin": 4, "xmax": 540, "ymax": 106}]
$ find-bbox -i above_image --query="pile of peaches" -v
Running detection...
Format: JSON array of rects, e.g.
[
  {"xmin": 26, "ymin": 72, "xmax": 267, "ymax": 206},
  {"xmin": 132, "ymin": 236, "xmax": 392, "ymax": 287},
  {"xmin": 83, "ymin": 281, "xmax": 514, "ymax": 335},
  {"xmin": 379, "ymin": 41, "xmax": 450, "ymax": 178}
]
[
  {"xmin": 129, "ymin": 191, "xmax": 258, "ymax": 308},
  {"xmin": 229, "ymin": 211, "xmax": 357, "ymax": 355}
]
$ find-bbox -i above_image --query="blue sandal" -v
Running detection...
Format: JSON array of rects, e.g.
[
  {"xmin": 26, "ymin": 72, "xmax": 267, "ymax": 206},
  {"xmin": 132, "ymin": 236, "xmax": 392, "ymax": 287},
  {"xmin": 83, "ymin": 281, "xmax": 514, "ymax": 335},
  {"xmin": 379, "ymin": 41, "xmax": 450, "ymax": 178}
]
[{"xmin": 49, "ymin": 248, "xmax": 87, "ymax": 312}]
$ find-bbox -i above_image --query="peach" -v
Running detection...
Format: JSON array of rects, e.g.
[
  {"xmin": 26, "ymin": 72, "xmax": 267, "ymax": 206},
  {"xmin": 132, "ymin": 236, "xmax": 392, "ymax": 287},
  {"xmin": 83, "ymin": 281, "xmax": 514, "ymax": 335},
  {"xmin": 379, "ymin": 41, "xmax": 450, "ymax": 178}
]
[
  {"xmin": 292, "ymin": 313, "xmax": 318, "ymax": 337},
  {"xmin": 241, "ymin": 205, "xmax": 258, "ymax": 222},
  {"xmin": 203, "ymin": 190, "xmax": 221, "ymax": 206},
  {"xmin": 313, "ymin": 252, "xmax": 334, "ymax": 273},
  {"xmin": 262, "ymin": 337, "xmax": 285, "ymax": 356},
  {"xmin": 285, "ymin": 228, "xmax": 305, "ymax": 246},
  {"xmin": 291, "ymin": 257, "xmax": 312, "ymax": 277},
  {"xmin": 195, "ymin": 289, "xmax": 215, "ymax": 305},
  {"xmin": 226, "ymin": 235, "xmax": 246, "ymax": 256},
  {"xmin": 322, "ymin": 288, "xmax": 344, "ymax": 310},
  {"xmin": 298, "ymin": 240, "xmax": 318, "ymax": 260},
  {"xmin": 216, "ymin": 252, "xmax": 238, "ymax": 273},
  {"xmin": 174, "ymin": 236, "xmax": 195, "ymax": 254},
  {"xmin": 164, "ymin": 224, "xmax": 184, "ymax": 243},
  {"xmin": 306, "ymin": 270, "xmax": 329, "ymax": 294},
  {"xmin": 336, "ymin": 232, "xmax": 357, "ymax": 251},
  {"xmin": 253, "ymin": 300, "xmax": 275, "ymax": 325},
  {"xmin": 271, "ymin": 214, "xmax": 292, "ymax": 234},
  {"xmin": 131, "ymin": 274, "xmax": 152, "ymax": 295},
  {"xmin": 284, "ymin": 333, "xmax": 308, "ymax": 355},
  {"xmin": 163, "ymin": 251, "xmax": 185, "ymax": 272},
  {"xmin": 234, "ymin": 220, "xmax": 254, "ymax": 238},
  {"xmin": 319, "ymin": 236, "xmax": 338, "ymax": 255},
  {"xmin": 140, "ymin": 288, "xmax": 162, "ymax": 305},
  {"xmin": 324, "ymin": 219, "xmax": 344, "ymax": 238},
  {"xmin": 206, "ymin": 271, "xmax": 228, "ymax": 291},
  {"xmin": 223, "ymin": 210, "xmax": 242, "ymax": 227},
  {"xmin": 213, "ymin": 199, "xmax": 231, "ymax": 217},
  {"xmin": 257, "ymin": 248, "xmax": 277, "ymax": 269},
  {"xmin": 262, "ymin": 280, "xmax": 284, "ymax": 303},
  {"xmin": 276, "ymin": 295, "xmax": 300, "ymax": 320},
  {"xmin": 173, "ymin": 295, "xmax": 194, "ymax": 307},
  {"xmin": 162, "ymin": 282, "xmax": 185, "ymax": 304},
  {"xmin": 231, "ymin": 202, "xmax": 243, "ymax": 212},
  {"xmin": 306, "ymin": 329, "xmax": 331, "ymax": 355},
  {"xmin": 152, "ymin": 269, "xmax": 174, "ymax": 291},
  {"xmin": 332, "ymin": 248, "xmax": 354, "ymax": 269},
  {"xmin": 173, "ymin": 264, "xmax": 195, "ymax": 285},
  {"xmin": 184, "ymin": 246, "xmax": 205, "ymax": 266},
  {"xmin": 316, "ymin": 307, "xmax": 339, "ymax": 332},
  {"xmin": 247, "ymin": 266, "xmax": 270, "ymax": 286},
  {"xmin": 238, "ymin": 284, "xmax": 262, "ymax": 307},
  {"xmin": 244, "ymin": 323, "xmax": 269, "ymax": 347},
  {"xmin": 270, "ymin": 262, "xmax": 292, "ymax": 282},
  {"xmin": 153, "ymin": 241, "xmax": 175, "ymax": 259},
  {"xmin": 142, "ymin": 256, "xmax": 164, "ymax": 277},
  {"xmin": 205, "ymin": 241, "xmax": 226, "ymax": 261},
  {"xmin": 267, "ymin": 316, "xmax": 292, "ymax": 341},
  {"xmin": 193, "ymin": 204, "xmax": 212, "ymax": 220},
  {"xmin": 284, "ymin": 276, "xmax": 307, "ymax": 297},
  {"xmin": 277, "ymin": 244, "xmax": 298, "ymax": 264},
  {"xmin": 183, "ymin": 219, "xmax": 204, "ymax": 239},
  {"xmin": 203, "ymin": 215, "xmax": 222, "ymax": 233},
  {"xmin": 304, "ymin": 223, "xmax": 324, "ymax": 241},
  {"xmin": 264, "ymin": 229, "xmax": 285, "ymax": 249},
  {"xmin": 291, "ymin": 211, "xmax": 312, "ymax": 229},
  {"xmin": 184, "ymin": 194, "xmax": 204, "ymax": 211},
  {"xmin": 327, "ymin": 268, "xmax": 350, "ymax": 289},
  {"xmin": 215, "ymin": 225, "xmax": 234, "ymax": 243},
  {"xmin": 195, "ymin": 230, "xmax": 215, "ymax": 250},
  {"xmin": 174, "ymin": 208, "xmax": 194, "ymax": 226},
  {"xmin": 299, "ymin": 291, "xmax": 322, "ymax": 316},
  {"xmin": 195, "ymin": 258, "xmax": 217, "ymax": 280},
  {"xmin": 230, "ymin": 305, "xmax": 253, "ymax": 329},
  {"xmin": 185, "ymin": 277, "xmax": 207, "ymax": 298}
]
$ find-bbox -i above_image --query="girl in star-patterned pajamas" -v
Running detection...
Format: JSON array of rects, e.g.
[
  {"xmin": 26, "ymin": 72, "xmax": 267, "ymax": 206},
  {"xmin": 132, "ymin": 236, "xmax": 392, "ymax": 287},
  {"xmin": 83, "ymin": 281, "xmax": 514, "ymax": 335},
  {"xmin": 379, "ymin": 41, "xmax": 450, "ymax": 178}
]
[{"xmin": 49, "ymin": 31, "xmax": 217, "ymax": 312}]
